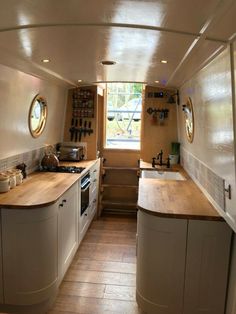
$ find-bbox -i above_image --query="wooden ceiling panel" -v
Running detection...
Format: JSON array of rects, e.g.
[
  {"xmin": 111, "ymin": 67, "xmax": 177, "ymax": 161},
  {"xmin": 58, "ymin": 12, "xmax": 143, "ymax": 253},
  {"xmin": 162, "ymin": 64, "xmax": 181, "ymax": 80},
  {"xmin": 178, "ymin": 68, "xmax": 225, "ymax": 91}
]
[{"xmin": 0, "ymin": 0, "xmax": 233, "ymax": 87}]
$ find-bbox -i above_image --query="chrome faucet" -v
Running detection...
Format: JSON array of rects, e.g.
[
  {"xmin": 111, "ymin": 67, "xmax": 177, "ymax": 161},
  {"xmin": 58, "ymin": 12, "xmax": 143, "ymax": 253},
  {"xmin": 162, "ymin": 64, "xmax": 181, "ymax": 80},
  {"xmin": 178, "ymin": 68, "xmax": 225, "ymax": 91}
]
[{"xmin": 152, "ymin": 149, "xmax": 170, "ymax": 168}]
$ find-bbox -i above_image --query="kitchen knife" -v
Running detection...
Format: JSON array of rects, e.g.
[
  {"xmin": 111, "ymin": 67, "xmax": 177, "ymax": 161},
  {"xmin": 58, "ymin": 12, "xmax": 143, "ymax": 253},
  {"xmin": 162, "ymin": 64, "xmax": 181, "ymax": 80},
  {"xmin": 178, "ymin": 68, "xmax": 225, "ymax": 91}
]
[
  {"xmin": 75, "ymin": 119, "xmax": 78, "ymax": 142},
  {"xmin": 70, "ymin": 118, "xmax": 75, "ymax": 141},
  {"xmin": 88, "ymin": 121, "xmax": 93, "ymax": 136},
  {"xmin": 79, "ymin": 118, "xmax": 83, "ymax": 142},
  {"xmin": 83, "ymin": 120, "xmax": 87, "ymax": 138}
]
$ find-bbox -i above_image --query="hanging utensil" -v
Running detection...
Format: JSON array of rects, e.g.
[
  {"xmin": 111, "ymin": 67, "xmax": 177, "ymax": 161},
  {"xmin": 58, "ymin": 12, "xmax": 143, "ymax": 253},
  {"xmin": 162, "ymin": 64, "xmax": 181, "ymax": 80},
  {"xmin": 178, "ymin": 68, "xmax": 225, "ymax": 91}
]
[
  {"xmin": 74, "ymin": 119, "xmax": 78, "ymax": 141},
  {"xmin": 79, "ymin": 118, "xmax": 83, "ymax": 142}
]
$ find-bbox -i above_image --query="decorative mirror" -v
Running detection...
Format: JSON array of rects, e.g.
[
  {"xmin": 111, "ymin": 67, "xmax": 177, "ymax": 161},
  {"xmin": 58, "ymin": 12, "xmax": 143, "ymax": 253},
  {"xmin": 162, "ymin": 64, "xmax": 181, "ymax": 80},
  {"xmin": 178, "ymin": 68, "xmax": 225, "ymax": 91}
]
[
  {"xmin": 29, "ymin": 94, "xmax": 47, "ymax": 138},
  {"xmin": 183, "ymin": 97, "xmax": 194, "ymax": 143}
]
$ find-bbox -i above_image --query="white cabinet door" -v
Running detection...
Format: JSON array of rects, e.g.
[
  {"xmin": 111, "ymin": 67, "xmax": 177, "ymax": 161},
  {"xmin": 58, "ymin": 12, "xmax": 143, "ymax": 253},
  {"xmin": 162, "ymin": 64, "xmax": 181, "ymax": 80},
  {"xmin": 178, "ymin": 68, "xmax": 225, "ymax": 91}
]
[
  {"xmin": 0, "ymin": 214, "xmax": 3, "ymax": 303},
  {"xmin": 89, "ymin": 159, "xmax": 100, "ymax": 207},
  {"xmin": 1, "ymin": 204, "xmax": 58, "ymax": 305},
  {"xmin": 137, "ymin": 210, "xmax": 187, "ymax": 314},
  {"xmin": 183, "ymin": 220, "xmax": 232, "ymax": 314},
  {"xmin": 58, "ymin": 183, "xmax": 78, "ymax": 282},
  {"xmin": 79, "ymin": 206, "xmax": 90, "ymax": 244}
]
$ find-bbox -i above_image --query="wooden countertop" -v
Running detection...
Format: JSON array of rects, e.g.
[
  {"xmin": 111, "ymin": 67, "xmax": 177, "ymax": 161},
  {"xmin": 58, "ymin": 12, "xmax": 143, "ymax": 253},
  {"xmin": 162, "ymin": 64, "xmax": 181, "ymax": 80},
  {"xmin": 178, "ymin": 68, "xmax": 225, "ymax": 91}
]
[
  {"xmin": 138, "ymin": 162, "xmax": 222, "ymax": 221},
  {"xmin": 0, "ymin": 160, "xmax": 97, "ymax": 209}
]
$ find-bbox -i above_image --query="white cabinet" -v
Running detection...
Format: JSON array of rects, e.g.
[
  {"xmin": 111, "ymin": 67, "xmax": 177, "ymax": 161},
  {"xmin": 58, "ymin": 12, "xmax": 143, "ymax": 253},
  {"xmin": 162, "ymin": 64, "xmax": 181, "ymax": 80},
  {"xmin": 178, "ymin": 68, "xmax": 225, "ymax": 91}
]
[
  {"xmin": 58, "ymin": 183, "xmax": 78, "ymax": 283},
  {"xmin": 79, "ymin": 203, "xmax": 90, "ymax": 244},
  {"xmin": 0, "ymin": 221, "xmax": 4, "ymax": 304},
  {"xmin": 89, "ymin": 159, "xmax": 100, "ymax": 214},
  {"xmin": 137, "ymin": 211, "xmax": 187, "ymax": 314},
  {"xmin": 78, "ymin": 160, "xmax": 100, "ymax": 244},
  {"xmin": 0, "ymin": 182, "xmax": 78, "ymax": 309},
  {"xmin": 1, "ymin": 204, "xmax": 58, "ymax": 306},
  {"xmin": 183, "ymin": 220, "xmax": 231, "ymax": 314},
  {"xmin": 137, "ymin": 211, "xmax": 232, "ymax": 314}
]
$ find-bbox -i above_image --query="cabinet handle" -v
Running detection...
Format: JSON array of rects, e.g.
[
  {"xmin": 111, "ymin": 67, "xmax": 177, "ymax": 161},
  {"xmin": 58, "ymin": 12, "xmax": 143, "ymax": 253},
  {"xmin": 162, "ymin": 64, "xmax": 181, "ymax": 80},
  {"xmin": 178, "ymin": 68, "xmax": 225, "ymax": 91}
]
[
  {"xmin": 62, "ymin": 199, "xmax": 67, "ymax": 203},
  {"xmin": 93, "ymin": 179, "xmax": 97, "ymax": 182},
  {"xmin": 85, "ymin": 213, "xmax": 88, "ymax": 216},
  {"xmin": 93, "ymin": 199, "xmax": 97, "ymax": 203},
  {"xmin": 59, "ymin": 203, "xmax": 64, "ymax": 207},
  {"xmin": 93, "ymin": 169, "xmax": 97, "ymax": 172}
]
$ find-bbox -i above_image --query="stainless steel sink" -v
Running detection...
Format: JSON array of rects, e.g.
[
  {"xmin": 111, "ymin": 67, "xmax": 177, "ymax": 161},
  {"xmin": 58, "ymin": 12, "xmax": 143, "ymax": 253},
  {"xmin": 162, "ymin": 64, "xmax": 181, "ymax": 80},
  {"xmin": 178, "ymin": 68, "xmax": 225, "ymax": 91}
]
[{"xmin": 141, "ymin": 170, "xmax": 186, "ymax": 180}]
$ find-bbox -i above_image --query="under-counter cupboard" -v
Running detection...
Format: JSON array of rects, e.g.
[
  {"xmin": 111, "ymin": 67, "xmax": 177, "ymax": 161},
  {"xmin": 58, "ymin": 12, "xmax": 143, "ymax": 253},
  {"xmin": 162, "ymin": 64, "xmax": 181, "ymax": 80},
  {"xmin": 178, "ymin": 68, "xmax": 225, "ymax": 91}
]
[
  {"xmin": 137, "ymin": 171, "xmax": 232, "ymax": 314},
  {"xmin": 0, "ymin": 159, "xmax": 100, "ymax": 313}
]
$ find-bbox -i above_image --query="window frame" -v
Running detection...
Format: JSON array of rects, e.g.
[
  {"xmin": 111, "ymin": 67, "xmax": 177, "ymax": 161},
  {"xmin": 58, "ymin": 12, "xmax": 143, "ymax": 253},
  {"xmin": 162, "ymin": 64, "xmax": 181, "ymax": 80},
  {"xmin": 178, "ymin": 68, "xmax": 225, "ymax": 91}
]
[{"xmin": 103, "ymin": 83, "xmax": 144, "ymax": 151}]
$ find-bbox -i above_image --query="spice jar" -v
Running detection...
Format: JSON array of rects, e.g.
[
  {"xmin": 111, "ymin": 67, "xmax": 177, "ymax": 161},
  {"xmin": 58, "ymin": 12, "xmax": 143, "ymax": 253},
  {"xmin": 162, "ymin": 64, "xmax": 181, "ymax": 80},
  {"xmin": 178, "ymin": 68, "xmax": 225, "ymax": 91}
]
[
  {"xmin": 0, "ymin": 174, "xmax": 10, "ymax": 193},
  {"xmin": 12, "ymin": 169, "xmax": 23, "ymax": 185},
  {"xmin": 6, "ymin": 171, "xmax": 16, "ymax": 189}
]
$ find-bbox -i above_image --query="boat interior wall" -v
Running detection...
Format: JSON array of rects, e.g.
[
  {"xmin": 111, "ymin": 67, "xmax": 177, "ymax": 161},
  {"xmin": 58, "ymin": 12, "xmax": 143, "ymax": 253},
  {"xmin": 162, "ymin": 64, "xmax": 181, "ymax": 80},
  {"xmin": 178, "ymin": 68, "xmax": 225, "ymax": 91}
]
[
  {"xmin": 0, "ymin": 63, "xmax": 67, "ymax": 160},
  {"xmin": 141, "ymin": 86, "xmax": 178, "ymax": 162},
  {"xmin": 178, "ymin": 46, "xmax": 236, "ymax": 227}
]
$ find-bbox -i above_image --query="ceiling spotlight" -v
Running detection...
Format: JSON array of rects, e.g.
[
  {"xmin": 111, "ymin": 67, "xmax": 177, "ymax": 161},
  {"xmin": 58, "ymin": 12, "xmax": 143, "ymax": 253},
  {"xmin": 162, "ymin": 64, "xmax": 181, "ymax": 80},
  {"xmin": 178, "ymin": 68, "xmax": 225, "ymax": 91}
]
[
  {"xmin": 78, "ymin": 79, "xmax": 82, "ymax": 83},
  {"xmin": 100, "ymin": 60, "xmax": 116, "ymax": 65},
  {"xmin": 41, "ymin": 59, "xmax": 50, "ymax": 63},
  {"xmin": 155, "ymin": 80, "xmax": 159, "ymax": 83},
  {"xmin": 160, "ymin": 60, "xmax": 168, "ymax": 64}
]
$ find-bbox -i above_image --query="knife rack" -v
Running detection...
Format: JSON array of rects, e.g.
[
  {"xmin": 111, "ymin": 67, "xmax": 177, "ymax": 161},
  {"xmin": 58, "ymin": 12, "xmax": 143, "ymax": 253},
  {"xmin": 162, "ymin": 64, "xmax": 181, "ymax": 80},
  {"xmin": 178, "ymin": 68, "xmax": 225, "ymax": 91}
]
[{"xmin": 72, "ymin": 88, "xmax": 94, "ymax": 118}]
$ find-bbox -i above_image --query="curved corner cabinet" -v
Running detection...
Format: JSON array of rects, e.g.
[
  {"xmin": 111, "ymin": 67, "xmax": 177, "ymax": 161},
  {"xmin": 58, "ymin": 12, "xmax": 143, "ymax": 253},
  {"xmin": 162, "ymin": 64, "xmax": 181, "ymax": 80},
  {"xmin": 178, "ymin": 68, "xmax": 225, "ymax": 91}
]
[
  {"xmin": 0, "ymin": 182, "xmax": 78, "ymax": 313},
  {"xmin": 0, "ymin": 160, "xmax": 100, "ymax": 313},
  {"xmin": 137, "ymin": 210, "xmax": 232, "ymax": 314}
]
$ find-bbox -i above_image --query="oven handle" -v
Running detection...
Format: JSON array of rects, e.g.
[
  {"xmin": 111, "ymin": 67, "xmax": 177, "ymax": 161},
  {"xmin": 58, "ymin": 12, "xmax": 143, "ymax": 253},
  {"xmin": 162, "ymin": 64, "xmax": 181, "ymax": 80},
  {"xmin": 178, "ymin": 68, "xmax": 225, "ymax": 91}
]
[{"xmin": 81, "ymin": 180, "xmax": 91, "ymax": 192}]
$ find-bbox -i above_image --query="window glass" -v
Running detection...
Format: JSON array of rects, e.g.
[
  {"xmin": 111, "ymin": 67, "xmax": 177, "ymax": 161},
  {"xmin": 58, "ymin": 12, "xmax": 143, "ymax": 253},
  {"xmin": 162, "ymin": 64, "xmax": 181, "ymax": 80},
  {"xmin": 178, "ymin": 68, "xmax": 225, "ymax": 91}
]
[{"xmin": 105, "ymin": 83, "xmax": 143, "ymax": 149}]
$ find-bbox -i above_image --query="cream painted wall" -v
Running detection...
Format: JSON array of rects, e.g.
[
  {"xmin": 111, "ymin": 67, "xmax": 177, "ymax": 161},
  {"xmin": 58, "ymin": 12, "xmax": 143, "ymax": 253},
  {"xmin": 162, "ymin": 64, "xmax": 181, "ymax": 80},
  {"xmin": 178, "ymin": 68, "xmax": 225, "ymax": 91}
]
[
  {"xmin": 0, "ymin": 63, "xmax": 67, "ymax": 159},
  {"xmin": 178, "ymin": 46, "xmax": 236, "ymax": 227},
  {"xmin": 178, "ymin": 43, "xmax": 236, "ymax": 314},
  {"xmin": 141, "ymin": 86, "xmax": 178, "ymax": 162}
]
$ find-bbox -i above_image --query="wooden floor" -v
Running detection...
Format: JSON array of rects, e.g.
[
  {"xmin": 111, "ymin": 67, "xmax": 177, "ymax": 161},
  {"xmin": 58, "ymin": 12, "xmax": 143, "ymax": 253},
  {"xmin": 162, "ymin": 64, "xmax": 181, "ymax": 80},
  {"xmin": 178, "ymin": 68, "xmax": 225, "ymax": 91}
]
[{"xmin": 47, "ymin": 215, "xmax": 142, "ymax": 314}]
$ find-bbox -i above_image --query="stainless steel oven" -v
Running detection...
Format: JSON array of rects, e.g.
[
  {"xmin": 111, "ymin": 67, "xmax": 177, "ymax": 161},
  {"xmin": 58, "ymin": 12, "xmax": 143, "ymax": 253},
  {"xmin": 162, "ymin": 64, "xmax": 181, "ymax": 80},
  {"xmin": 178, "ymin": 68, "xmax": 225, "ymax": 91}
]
[{"xmin": 80, "ymin": 172, "xmax": 91, "ymax": 215}]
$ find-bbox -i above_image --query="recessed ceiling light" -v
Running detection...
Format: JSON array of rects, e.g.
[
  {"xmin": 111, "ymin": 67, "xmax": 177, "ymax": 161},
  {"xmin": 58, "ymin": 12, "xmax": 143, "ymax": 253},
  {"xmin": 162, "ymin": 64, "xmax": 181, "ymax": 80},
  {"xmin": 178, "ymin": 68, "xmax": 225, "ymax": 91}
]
[
  {"xmin": 155, "ymin": 80, "xmax": 159, "ymax": 83},
  {"xmin": 100, "ymin": 60, "xmax": 116, "ymax": 65},
  {"xmin": 160, "ymin": 60, "xmax": 168, "ymax": 64},
  {"xmin": 41, "ymin": 59, "xmax": 50, "ymax": 63},
  {"xmin": 78, "ymin": 79, "xmax": 82, "ymax": 83}
]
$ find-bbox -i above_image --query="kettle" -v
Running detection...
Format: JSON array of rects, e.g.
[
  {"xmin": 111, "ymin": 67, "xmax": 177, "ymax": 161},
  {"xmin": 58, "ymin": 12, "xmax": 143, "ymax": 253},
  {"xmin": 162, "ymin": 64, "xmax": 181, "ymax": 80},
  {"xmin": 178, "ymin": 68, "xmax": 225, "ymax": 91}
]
[{"xmin": 41, "ymin": 146, "xmax": 59, "ymax": 168}]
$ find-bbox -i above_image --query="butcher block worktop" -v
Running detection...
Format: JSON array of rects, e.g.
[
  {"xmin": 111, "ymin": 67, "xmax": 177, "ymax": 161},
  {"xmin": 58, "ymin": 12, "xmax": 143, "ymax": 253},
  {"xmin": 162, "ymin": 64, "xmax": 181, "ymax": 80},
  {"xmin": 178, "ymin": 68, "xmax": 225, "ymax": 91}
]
[
  {"xmin": 138, "ymin": 161, "xmax": 222, "ymax": 221},
  {"xmin": 0, "ymin": 160, "xmax": 97, "ymax": 209}
]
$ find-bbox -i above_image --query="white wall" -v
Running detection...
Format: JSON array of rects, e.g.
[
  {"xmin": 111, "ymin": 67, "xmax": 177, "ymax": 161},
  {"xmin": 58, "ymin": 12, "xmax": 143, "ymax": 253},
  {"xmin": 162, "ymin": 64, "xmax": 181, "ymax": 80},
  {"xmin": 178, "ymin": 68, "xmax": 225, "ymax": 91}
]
[
  {"xmin": 178, "ymin": 43, "xmax": 236, "ymax": 314},
  {"xmin": 0, "ymin": 63, "xmax": 68, "ymax": 159},
  {"xmin": 178, "ymin": 45, "xmax": 236, "ymax": 227}
]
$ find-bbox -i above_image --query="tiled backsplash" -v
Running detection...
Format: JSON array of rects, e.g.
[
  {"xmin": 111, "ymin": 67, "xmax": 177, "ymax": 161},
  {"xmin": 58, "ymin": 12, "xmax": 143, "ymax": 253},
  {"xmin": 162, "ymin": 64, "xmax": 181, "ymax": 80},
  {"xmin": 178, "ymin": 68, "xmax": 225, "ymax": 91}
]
[
  {"xmin": 0, "ymin": 147, "xmax": 46, "ymax": 174},
  {"xmin": 0, "ymin": 142, "xmax": 88, "ymax": 175},
  {"xmin": 181, "ymin": 147, "xmax": 225, "ymax": 211}
]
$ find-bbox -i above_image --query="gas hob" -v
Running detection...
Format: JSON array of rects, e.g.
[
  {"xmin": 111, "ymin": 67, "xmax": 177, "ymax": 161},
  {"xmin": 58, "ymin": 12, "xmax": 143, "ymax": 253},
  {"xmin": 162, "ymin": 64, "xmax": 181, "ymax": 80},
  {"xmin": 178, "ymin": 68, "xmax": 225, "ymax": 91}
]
[{"xmin": 39, "ymin": 165, "xmax": 85, "ymax": 173}]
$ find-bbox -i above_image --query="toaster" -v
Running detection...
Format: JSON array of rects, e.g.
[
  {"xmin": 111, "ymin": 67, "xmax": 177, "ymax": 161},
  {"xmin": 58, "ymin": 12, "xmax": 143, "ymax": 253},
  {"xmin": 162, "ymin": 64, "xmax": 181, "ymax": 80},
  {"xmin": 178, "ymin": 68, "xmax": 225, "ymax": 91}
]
[{"xmin": 57, "ymin": 144, "xmax": 84, "ymax": 161}]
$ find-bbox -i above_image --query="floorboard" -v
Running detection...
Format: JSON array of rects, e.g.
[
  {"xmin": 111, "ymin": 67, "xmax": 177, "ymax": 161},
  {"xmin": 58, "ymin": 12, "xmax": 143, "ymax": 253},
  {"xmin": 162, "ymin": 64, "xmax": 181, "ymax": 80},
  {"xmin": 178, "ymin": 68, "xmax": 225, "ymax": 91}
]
[{"xmin": 47, "ymin": 215, "xmax": 142, "ymax": 314}]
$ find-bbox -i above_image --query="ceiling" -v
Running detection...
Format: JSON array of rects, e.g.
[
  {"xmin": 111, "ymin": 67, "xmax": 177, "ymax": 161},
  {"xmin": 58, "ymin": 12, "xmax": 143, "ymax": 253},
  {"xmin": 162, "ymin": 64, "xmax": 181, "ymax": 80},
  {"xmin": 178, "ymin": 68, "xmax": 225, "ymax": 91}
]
[{"xmin": 0, "ymin": 0, "xmax": 235, "ymax": 88}]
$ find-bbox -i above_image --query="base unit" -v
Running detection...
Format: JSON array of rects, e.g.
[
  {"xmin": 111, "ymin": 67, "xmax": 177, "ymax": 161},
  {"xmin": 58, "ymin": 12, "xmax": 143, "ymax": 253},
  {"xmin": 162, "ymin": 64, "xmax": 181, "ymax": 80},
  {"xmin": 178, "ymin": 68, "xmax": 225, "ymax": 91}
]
[
  {"xmin": 137, "ymin": 211, "xmax": 187, "ymax": 314},
  {"xmin": 1, "ymin": 204, "xmax": 58, "ymax": 307},
  {"xmin": 183, "ymin": 220, "xmax": 232, "ymax": 314},
  {"xmin": 58, "ymin": 183, "xmax": 78, "ymax": 283},
  {"xmin": 137, "ymin": 211, "xmax": 232, "ymax": 314}
]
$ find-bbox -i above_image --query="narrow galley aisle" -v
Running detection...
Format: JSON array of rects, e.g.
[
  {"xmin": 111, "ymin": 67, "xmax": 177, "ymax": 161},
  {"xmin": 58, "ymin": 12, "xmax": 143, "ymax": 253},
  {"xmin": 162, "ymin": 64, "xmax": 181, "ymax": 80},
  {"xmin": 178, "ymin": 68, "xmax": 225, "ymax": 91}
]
[{"xmin": 47, "ymin": 216, "xmax": 141, "ymax": 314}]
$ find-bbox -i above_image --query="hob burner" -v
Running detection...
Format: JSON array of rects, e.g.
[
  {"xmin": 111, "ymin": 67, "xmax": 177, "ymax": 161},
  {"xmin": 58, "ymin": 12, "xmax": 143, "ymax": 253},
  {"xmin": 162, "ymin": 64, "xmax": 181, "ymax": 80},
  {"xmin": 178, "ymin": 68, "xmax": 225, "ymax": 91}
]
[{"xmin": 40, "ymin": 165, "xmax": 85, "ymax": 173}]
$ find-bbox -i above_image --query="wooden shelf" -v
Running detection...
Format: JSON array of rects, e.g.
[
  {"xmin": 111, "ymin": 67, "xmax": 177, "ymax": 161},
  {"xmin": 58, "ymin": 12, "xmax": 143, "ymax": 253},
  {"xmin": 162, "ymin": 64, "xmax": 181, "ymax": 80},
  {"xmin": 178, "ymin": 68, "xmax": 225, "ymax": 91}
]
[
  {"xmin": 103, "ymin": 166, "xmax": 139, "ymax": 171},
  {"xmin": 101, "ymin": 184, "xmax": 138, "ymax": 189},
  {"xmin": 101, "ymin": 199, "xmax": 137, "ymax": 208}
]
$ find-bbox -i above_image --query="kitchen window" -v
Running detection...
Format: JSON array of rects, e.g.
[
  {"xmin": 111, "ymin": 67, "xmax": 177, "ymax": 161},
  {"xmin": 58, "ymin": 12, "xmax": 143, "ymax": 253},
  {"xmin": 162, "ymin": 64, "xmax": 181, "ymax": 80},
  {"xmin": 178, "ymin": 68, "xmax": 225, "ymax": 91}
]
[{"xmin": 105, "ymin": 82, "xmax": 143, "ymax": 149}]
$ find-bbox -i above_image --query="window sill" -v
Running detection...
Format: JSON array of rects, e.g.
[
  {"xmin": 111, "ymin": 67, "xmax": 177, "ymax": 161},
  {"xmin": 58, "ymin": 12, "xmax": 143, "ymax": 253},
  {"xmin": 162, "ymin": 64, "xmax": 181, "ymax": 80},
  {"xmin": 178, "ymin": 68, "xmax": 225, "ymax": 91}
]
[{"xmin": 103, "ymin": 147, "xmax": 140, "ymax": 153}]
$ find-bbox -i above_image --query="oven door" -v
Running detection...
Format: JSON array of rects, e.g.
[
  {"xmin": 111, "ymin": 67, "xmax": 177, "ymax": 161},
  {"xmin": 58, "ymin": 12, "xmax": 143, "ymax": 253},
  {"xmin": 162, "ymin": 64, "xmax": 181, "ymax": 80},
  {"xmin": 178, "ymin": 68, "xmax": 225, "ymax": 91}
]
[{"xmin": 80, "ymin": 173, "xmax": 91, "ymax": 216}]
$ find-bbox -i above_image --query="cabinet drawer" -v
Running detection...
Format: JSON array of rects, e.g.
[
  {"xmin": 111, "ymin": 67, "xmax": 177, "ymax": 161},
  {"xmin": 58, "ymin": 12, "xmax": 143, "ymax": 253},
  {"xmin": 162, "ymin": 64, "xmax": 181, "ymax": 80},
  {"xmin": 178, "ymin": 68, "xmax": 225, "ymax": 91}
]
[
  {"xmin": 79, "ymin": 207, "xmax": 90, "ymax": 243},
  {"xmin": 89, "ymin": 199, "xmax": 97, "ymax": 219}
]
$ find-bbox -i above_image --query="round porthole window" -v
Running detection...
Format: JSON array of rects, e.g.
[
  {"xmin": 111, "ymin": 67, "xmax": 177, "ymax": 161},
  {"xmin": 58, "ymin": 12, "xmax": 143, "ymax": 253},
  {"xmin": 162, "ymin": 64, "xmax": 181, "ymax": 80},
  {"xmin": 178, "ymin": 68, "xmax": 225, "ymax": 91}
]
[
  {"xmin": 29, "ymin": 94, "xmax": 47, "ymax": 138},
  {"xmin": 183, "ymin": 97, "xmax": 194, "ymax": 143}
]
